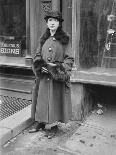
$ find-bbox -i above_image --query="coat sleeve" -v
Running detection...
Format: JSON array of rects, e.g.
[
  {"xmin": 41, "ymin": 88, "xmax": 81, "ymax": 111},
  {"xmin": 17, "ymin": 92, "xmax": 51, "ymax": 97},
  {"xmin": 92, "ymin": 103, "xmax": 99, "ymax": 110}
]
[
  {"xmin": 62, "ymin": 39, "xmax": 74, "ymax": 76},
  {"xmin": 32, "ymin": 38, "xmax": 43, "ymax": 76}
]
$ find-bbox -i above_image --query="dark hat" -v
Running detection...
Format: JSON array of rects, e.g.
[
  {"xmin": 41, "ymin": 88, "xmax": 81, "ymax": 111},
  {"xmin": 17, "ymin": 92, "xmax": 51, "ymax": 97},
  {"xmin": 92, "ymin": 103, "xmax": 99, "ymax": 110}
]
[{"xmin": 44, "ymin": 10, "xmax": 64, "ymax": 22}]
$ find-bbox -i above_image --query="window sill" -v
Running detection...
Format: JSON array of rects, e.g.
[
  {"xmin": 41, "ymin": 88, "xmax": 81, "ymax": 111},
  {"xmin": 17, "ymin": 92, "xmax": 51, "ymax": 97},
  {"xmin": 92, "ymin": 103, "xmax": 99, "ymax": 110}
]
[
  {"xmin": 71, "ymin": 68, "xmax": 116, "ymax": 87},
  {"xmin": 0, "ymin": 56, "xmax": 32, "ymax": 69}
]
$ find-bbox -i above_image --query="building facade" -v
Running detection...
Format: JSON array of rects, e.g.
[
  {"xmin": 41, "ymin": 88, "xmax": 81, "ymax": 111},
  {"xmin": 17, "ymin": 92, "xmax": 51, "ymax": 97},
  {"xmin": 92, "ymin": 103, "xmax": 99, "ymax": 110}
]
[{"xmin": 0, "ymin": 0, "xmax": 116, "ymax": 120}]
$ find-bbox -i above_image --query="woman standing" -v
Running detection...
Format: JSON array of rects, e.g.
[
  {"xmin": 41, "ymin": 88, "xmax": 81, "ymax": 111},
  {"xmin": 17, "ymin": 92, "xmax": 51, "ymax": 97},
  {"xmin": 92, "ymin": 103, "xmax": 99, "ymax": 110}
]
[{"xmin": 29, "ymin": 10, "xmax": 74, "ymax": 134}]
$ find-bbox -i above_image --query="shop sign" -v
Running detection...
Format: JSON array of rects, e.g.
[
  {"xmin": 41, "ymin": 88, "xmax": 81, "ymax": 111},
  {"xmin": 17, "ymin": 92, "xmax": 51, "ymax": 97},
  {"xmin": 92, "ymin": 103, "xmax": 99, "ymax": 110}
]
[{"xmin": 0, "ymin": 40, "xmax": 21, "ymax": 57}]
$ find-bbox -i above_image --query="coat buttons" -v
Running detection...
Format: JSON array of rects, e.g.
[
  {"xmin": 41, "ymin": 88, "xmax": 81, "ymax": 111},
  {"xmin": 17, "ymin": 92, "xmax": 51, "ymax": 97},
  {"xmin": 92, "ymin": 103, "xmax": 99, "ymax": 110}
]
[
  {"xmin": 48, "ymin": 47, "xmax": 52, "ymax": 51},
  {"xmin": 47, "ymin": 57, "xmax": 52, "ymax": 62}
]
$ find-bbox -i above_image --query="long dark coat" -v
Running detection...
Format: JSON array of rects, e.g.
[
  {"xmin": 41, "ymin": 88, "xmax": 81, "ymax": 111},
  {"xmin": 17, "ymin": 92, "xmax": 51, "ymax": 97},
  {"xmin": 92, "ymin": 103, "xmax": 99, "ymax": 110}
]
[{"xmin": 31, "ymin": 28, "xmax": 74, "ymax": 123}]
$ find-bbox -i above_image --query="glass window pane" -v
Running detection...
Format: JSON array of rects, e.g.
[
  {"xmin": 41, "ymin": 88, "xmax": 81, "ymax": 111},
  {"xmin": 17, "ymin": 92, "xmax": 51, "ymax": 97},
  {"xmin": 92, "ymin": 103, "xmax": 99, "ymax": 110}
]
[
  {"xmin": 0, "ymin": 0, "xmax": 26, "ymax": 57},
  {"xmin": 79, "ymin": 0, "xmax": 116, "ymax": 73}
]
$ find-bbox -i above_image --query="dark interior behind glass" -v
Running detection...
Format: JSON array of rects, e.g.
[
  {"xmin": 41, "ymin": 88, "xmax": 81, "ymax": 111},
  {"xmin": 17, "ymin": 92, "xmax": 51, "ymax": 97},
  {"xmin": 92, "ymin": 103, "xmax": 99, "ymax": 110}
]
[{"xmin": 0, "ymin": 0, "xmax": 26, "ymax": 56}]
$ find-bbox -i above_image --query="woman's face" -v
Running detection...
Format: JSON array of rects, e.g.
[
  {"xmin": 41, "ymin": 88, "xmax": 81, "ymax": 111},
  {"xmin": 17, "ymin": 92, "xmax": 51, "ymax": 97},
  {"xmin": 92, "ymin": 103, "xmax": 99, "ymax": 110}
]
[{"xmin": 47, "ymin": 18, "xmax": 59, "ymax": 31}]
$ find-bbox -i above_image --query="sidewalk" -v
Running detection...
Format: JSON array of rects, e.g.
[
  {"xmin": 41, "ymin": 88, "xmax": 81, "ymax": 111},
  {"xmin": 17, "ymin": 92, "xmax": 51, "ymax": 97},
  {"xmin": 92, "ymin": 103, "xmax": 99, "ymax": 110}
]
[
  {"xmin": 1, "ymin": 105, "xmax": 116, "ymax": 155},
  {"xmin": 0, "ymin": 105, "xmax": 33, "ymax": 146},
  {"xmin": 59, "ymin": 108, "xmax": 116, "ymax": 155}
]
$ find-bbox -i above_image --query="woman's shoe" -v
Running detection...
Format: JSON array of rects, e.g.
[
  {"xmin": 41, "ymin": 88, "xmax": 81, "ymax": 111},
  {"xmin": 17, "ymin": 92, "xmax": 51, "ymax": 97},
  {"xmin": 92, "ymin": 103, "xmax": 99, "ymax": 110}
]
[
  {"xmin": 51, "ymin": 125, "xmax": 59, "ymax": 132},
  {"xmin": 44, "ymin": 125, "xmax": 59, "ymax": 139},
  {"xmin": 45, "ymin": 122, "xmax": 58, "ymax": 130},
  {"xmin": 29, "ymin": 122, "xmax": 45, "ymax": 133}
]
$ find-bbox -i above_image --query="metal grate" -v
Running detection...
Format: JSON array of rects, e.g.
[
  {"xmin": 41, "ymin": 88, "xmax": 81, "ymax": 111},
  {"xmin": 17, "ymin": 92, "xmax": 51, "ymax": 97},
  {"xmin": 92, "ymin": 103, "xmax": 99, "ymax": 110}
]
[{"xmin": 0, "ymin": 95, "xmax": 32, "ymax": 121}]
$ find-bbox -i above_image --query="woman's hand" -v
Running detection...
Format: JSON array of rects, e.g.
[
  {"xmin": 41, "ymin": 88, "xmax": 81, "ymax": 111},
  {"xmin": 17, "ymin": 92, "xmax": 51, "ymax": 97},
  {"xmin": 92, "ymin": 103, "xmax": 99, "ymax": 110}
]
[{"xmin": 42, "ymin": 67, "xmax": 49, "ymax": 73}]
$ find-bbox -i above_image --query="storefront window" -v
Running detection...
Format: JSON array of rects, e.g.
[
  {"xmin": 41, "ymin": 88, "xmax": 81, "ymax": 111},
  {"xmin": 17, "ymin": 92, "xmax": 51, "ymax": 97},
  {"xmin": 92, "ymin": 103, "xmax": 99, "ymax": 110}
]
[
  {"xmin": 79, "ymin": 0, "xmax": 116, "ymax": 73},
  {"xmin": 0, "ymin": 0, "xmax": 26, "ymax": 57}
]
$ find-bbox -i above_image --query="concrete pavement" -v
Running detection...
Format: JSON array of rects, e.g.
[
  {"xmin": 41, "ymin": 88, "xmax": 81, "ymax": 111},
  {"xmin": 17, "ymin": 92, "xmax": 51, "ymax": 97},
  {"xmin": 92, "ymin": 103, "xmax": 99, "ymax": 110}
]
[
  {"xmin": 59, "ymin": 107, "xmax": 116, "ymax": 155},
  {"xmin": 0, "ymin": 106, "xmax": 116, "ymax": 155},
  {"xmin": 0, "ymin": 105, "xmax": 34, "ymax": 146}
]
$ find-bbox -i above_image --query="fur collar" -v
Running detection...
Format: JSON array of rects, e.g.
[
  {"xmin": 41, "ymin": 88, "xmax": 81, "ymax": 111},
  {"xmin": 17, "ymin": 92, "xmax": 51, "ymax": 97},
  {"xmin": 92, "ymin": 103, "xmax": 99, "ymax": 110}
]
[{"xmin": 40, "ymin": 28, "xmax": 69, "ymax": 49}]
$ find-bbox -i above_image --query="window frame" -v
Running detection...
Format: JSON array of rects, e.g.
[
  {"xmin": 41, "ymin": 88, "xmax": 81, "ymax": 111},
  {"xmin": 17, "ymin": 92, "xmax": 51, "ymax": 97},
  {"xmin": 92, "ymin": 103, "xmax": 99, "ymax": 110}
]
[{"xmin": 71, "ymin": 0, "xmax": 116, "ymax": 87}]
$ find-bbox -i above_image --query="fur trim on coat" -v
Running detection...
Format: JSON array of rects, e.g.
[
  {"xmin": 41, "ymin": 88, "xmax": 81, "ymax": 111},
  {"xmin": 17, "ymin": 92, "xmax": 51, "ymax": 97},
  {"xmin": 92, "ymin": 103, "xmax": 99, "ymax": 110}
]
[{"xmin": 40, "ymin": 27, "xmax": 69, "ymax": 49}]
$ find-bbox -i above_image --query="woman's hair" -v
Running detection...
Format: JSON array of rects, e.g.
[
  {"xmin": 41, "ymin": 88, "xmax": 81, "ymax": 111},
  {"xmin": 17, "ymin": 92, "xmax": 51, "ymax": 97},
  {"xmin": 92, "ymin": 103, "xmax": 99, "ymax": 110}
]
[{"xmin": 40, "ymin": 26, "xmax": 69, "ymax": 48}]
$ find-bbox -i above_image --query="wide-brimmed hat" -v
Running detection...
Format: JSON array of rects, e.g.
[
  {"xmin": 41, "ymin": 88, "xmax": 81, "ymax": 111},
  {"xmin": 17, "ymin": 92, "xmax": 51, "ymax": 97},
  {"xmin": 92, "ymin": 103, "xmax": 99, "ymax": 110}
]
[{"xmin": 44, "ymin": 10, "xmax": 64, "ymax": 22}]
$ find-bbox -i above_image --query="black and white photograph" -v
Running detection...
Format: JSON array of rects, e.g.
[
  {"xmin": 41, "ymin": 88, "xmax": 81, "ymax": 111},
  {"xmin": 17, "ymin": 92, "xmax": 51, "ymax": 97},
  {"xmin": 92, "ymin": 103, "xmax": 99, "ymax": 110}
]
[{"xmin": 0, "ymin": 0, "xmax": 116, "ymax": 155}]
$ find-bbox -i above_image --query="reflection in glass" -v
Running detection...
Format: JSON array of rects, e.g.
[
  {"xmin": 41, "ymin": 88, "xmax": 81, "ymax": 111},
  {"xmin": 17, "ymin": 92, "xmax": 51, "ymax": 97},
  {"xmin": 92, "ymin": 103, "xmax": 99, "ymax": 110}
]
[
  {"xmin": 79, "ymin": 0, "xmax": 116, "ymax": 72},
  {"xmin": 0, "ymin": 0, "xmax": 26, "ymax": 56}
]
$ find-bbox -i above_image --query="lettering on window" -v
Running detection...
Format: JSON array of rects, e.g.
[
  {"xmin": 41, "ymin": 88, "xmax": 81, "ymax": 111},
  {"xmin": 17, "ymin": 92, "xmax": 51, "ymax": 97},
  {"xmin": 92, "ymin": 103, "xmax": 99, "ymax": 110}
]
[{"xmin": 0, "ymin": 40, "xmax": 21, "ymax": 57}]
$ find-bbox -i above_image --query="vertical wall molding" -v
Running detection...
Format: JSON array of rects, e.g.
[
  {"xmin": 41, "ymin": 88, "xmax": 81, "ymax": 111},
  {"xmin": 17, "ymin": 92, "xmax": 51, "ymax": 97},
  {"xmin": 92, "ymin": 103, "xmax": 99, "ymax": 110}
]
[
  {"xmin": 25, "ymin": 0, "xmax": 32, "ymax": 66},
  {"xmin": 72, "ymin": 0, "xmax": 80, "ymax": 69}
]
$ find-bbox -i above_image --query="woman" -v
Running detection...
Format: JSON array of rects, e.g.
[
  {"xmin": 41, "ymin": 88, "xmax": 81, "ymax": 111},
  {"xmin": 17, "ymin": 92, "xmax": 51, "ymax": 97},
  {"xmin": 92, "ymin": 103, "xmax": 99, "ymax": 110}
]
[{"xmin": 29, "ymin": 10, "xmax": 74, "ymax": 134}]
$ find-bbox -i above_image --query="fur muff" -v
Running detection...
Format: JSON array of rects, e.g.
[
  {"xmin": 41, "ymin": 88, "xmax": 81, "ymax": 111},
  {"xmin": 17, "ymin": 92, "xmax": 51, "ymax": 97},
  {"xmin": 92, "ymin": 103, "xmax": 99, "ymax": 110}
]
[{"xmin": 40, "ymin": 27, "xmax": 69, "ymax": 49}]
